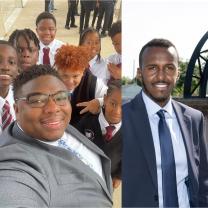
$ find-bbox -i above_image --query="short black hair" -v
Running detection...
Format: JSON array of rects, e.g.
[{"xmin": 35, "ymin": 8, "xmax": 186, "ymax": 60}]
[
  {"xmin": 108, "ymin": 20, "xmax": 121, "ymax": 38},
  {"xmin": 79, "ymin": 27, "xmax": 101, "ymax": 61},
  {"xmin": 139, "ymin": 38, "xmax": 179, "ymax": 68},
  {"xmin": 36, "ymin": 12, "xmax": 56, "ymax": 26},
  {"xmin": 0, "ymin": 40, "xmax": 17, "ymax": 51},
  {"xmin": 8, "ymin": 28, "xmax": 40, "ymax": 50},
  {"xmin": 107, "ymin": 79, "xmax": 121, "ymax": 96},
  {"xmin": 13, "ymin": 64, "xmax": 62, "ymax": 99}
]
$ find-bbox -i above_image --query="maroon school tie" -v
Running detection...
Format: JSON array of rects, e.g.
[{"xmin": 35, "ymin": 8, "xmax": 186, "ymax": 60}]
[
  {"xmin": 105, "ymin": 125, "xmax": 115, "ymax": 142},
  {"xmin": 2, "ymin": 100, "xmax": 13, "ymax": 130},
  {"xmin": 43, "ymin": 47, "xmax": 50, "ymax": 65}
]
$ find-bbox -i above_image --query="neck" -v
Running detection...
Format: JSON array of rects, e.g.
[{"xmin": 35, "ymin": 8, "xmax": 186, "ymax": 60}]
[{"xmin": 0, "ymin": 86, "xmax": 9, "ymax": 98}]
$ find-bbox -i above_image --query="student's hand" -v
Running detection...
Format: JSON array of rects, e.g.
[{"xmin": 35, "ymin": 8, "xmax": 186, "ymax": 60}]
[
  {"xmin": 112, "ymin": 177, "xmax": 121, "ymax": 189},
  {"xmin": 76, "ymin": 99, "xmax": 101, "ymax": 114},
  {"xmin": 108, "ymin": 63, "xmax": 121, "ymax": 80}
]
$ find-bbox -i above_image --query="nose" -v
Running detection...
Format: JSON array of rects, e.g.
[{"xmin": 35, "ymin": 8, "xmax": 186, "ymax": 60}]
[
  {"xmin": 0, "ymin": 60, "xmax": 9, "ymax": 71},
  {"xmin": 114, "ymin": 105, "xmax": 122, "ymax": 116},
  {"xmin": 22, "ymin": 49, "xmax": 30, "ymax": 58},
  {"xmin": 43, "ymin": 97, "xmax": 60, "ymax": 113},
  {"xmin": 156, "ymin": 68, "xmax": 166, "ymax": 80},
  {"xmin": 64, "ymin": 78, "xmax": 74, "ymax": 90}
]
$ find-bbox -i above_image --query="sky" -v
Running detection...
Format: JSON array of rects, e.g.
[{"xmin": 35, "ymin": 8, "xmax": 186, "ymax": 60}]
[{"xmin": 123, "ymin": 0, "xmax": 208, "ymax": 78}]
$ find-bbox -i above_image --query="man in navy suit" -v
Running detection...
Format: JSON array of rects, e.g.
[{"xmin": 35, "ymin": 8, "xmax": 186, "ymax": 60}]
[{"xmin": 122, "ymin": 38, "xmax": 208, "ymax": 207}]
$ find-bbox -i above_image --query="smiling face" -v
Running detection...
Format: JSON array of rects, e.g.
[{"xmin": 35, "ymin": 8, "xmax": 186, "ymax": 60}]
[
  {"xmin": 104, "ymin": 89, "xmax": 122, "ymax": 124},
  {"xmin": 139, "ymin": 46, "xmax": 179, "ymax": 107},
  {"xmin": 14, "ymin": 75, "xmax": 71, "ymax": 141},
  {"xmin": 81, "ymin": 32, "xmax": 101, "ymax": 59},
  {"xmin": 36, "ymin": 18, "xmax": 56, "ymax": 45},
  {"xmin": 58, "ymin": 70, "xmax": 84, "ymax": 91},
  {"xmin": 0, "ymin": 44, "xmax": 18, "ymax": 89},
  {"xmin": 112, "ymin": 33, "xmax": 121, "ymax": 54}
]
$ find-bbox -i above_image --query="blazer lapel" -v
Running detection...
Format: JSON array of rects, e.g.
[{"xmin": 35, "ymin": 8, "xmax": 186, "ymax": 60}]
[
  {"xmin": 131, "ymin": 93, "xmax": 158, "ymax": 189},
  {"xmin": 172, "ymin": 101, "xmax": 197, "ymax": 177},
  {"xmin": 67, "ymin": 125, "xmax": 113, "ymax": 201}
]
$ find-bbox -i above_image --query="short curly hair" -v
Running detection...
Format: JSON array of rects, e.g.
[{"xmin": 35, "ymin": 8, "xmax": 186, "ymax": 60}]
[
  {"xmin": 13, "ymin": 64, "xmax": 62, "ymax": 100},
  {"xmin": 36, "ymin": 12, "xmax": 56, "ymax": 26},
  {"xmin": 54, "ymin": 44, "xmax": 90, "ymax": 72}
]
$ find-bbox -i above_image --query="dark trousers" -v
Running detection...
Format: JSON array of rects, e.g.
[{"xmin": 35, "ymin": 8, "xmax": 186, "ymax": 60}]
[
  {"xmin": 65, "ymin": 0, "xmax": 77, "ymax": 26},
  {"xmin": 96, "ymin": 1, "xmax": 114, "ymax": 34},
  {"xmin": 79, "ymin": 1, "xmax": 95, "ymax": 33},
  {"xmin": 45, "ymin": 0, "xmax": 50, "ymax": 12},
  {"xmin": 91, "ymin": 6, "xmax": 99, "ymax": 27}
]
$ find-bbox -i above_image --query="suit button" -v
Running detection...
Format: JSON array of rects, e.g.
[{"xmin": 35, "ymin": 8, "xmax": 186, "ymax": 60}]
[{"xmin": 154, "ymin": 195, "xmax": 158, "ymax": 202}]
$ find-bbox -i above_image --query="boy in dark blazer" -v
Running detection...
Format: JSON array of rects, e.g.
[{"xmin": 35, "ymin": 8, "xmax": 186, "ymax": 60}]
[{"xmin": 76, "ymin": 80, "xmax": 122, "ymax": 189}]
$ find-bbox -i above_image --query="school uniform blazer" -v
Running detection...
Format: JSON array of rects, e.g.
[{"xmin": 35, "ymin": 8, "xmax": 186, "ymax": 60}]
[
  {"xmin": 0, "ymin": 122, "xmax": 113, "ymax": 207},
  {"xmin": 122, "ymin": 92, "xmax": 208, "ymax": 207},
  {"xmin": 76, "ymin": 113, "xmax": 122, "ymax": 178}
]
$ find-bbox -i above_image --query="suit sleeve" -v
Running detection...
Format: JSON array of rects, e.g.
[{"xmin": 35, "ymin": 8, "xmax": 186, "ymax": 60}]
[
  {"xmin": 198, "ymin": 113, "xmax": 208, "ymax": 206},
  {"xmin": 0, "ymin": 160, "xmax": 50, "ymax": 207}
]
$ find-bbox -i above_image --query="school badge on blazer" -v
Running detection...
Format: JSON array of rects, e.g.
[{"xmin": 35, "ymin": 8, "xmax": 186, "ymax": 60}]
[{"xmin": 84, "ymin": 129, "xmax": 95, "ymax": 141}]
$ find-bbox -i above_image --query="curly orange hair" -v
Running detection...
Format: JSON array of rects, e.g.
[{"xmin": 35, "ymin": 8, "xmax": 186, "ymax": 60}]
[{"xmin": 54, "ymin": 44, "xmax": 90, "ymax": 72}]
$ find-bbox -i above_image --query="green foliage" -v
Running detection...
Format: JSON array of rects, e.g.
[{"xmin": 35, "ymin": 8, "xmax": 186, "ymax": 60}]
[
  {"xmin": 172, "ymin": 60, "xmax": 188, "ymax": 97},
  {"xmin": 122, "ymin": 76, "xmax": 135, "ymax": 85}
]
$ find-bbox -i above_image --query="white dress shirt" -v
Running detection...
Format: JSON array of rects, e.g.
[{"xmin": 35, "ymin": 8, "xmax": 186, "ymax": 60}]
[
  {"xmin": 142, "ymin": 91, "xmax": 189, "ymax": 208},
  {"xmin": 89, "ymin": 55, "xmax": 110, "ymax": 85},
  {"xmin": 98, "ymin": 109, "xmax": 121, "ymax": 136},
  {"xmin": 19, "ymin": 125, "xmax": 104, "ymax": 180},
  {"xmin": 69, "ymin": 77, "xmax": 107, "ymax": 107},
  {"xmin": 38, "ymin": 39, "xmax": 64, "ymax": 66},
  {"xmin": 0, "ymin": 86, "xmax": 15, "ymax": 134}
]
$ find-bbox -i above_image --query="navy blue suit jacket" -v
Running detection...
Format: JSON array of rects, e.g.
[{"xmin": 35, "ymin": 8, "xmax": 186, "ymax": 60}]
[{"xmin": 122, "ymin": 92, "xmax": 208, "ymax": 207}]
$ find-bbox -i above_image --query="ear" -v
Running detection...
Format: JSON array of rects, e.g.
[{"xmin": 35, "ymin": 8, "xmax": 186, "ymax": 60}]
[
  {"xmin": 136, "ymin": 67, "xmax": 142, "ymax": 81},
  {"xmin": 176, "ymin": 69, "xmax": 180, "ymax": 81},
  {"xmin": 36, "ymin": 27, "xmax": 38, "ymax": 34},
  {"xmin": 13, "ymin": 103, "xmax": 19, "ymax": 120},
  {"xmin": 103, "ymin": 94, "xmax": 107, "ymax": 107}
]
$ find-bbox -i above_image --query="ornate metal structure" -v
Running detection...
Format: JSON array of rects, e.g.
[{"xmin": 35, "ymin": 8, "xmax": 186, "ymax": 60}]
[{"xmin": 184, "ymin": 31, "xmax": 208, "ymax": 98}]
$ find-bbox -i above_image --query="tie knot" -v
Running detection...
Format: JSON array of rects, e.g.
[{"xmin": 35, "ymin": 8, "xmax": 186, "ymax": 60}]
[
  {"xmin": 43, "ymin": 47, "xmax": 50, "ymax": 54},
  {"xmin": 105, "ymin": 125, "xmax": 115, "ymax": 142},
  {"xmin": 106, "ymin": 125, "xmax": 115, "ymax": 133},
  {"xmin": 157, "ymin": 109, "xmax": 166, "ymax": 119},
  {"xmin": 3, "ymin": 100, "xmax": 10, "ymax": 111}
]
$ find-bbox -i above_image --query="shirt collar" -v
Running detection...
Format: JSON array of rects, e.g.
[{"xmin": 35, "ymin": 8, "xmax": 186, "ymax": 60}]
[
  {"xmin": 142, "ymin": 90, "xmax": 174, "ymax": 118},
  {"xmin": 40, "ymin": 39, "xmax": 55, "ymax": 49},
  {"xmin": 89, "ymin": 55, "xmax": 98, "ymax": 67}
]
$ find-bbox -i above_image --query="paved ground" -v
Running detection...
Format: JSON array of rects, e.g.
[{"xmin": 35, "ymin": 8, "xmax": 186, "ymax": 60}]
[{"xmin": 3, "ymin": 0, "xmax": 121, "ymax": 207}]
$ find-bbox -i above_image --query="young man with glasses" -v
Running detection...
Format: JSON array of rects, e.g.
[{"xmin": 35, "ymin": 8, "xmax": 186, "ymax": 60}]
[{"xmin": 0, "ymin": 64, "xmax": 113, "ymax": 207}]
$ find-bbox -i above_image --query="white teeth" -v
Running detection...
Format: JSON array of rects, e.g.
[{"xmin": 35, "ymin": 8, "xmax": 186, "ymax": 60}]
[
  {"xmin": 45, "ymin": 121, "xmax": 59, "ymax": 125},
  {"xmin": 0, "ymin": 75, "xmax": 10, "ymax": 79},
  {"xmin": 155, "ymin": 83, "xmax": 167, "ymax": 88}
]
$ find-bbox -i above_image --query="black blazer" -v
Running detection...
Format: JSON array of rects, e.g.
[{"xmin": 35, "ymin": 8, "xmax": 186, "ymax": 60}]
[
  {"xmin": 75, "ymin": 113, "xmax": 122, "ymax": 178},
  {"xmin": 122, "ymin": 92, "xmax": 208, "ymax": 207}
]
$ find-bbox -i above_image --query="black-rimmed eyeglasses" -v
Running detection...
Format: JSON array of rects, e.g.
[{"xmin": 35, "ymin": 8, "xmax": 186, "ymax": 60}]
[{"xmin": 15, "ymin": 91, "xmax": 69, "ymax": 108}]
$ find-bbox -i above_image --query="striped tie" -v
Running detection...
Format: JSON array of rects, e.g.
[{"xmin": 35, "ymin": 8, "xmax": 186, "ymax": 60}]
[{"xmin": 2, "ymin": 100, "xmax": 13, "ymax": 130}]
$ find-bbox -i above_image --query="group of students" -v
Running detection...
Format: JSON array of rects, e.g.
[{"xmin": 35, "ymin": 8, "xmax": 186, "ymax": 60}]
[{"xmin": 0, "ymin": 10, "xmax": 122, "ymax": 206}]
